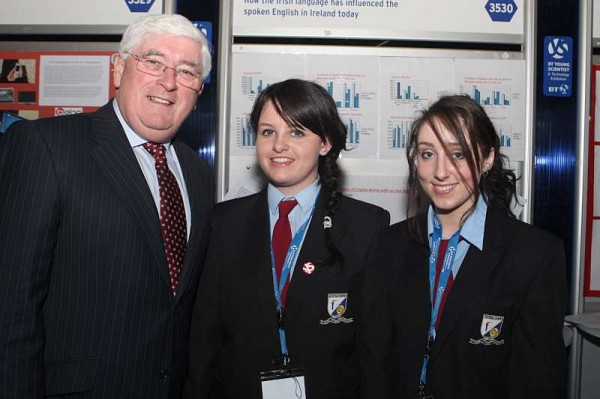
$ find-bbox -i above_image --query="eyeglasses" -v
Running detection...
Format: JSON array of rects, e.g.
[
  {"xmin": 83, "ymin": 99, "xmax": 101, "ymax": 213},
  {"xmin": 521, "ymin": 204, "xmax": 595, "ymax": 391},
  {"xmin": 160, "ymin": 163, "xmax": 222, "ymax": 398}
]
[{"xmin": 126, "ymin": 52, "xmax": 203, "ymax": 92}]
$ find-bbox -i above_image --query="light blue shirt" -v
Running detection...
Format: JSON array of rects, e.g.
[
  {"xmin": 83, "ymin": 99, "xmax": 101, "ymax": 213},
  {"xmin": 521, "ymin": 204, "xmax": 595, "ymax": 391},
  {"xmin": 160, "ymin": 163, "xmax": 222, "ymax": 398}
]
[
  {"xmin": 268, "ymin": 180, "xmax": 320, "ymax": 278},
  {"xmin": 112, "ymin": 100, "xmax": 191, "ymax": 238},
  {"xmin": 427, "ymin": 195, "xmax": 487, "ymax": 278}
]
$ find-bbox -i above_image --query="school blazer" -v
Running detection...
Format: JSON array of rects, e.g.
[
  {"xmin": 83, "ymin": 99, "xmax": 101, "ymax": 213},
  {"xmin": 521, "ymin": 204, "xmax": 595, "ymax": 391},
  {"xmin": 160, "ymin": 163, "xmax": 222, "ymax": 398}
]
[
  {"xmin": 360, "ymin": 210, "xmax": 567, "ymax": 399},
  {"xmin": 0, "ymin": 102, "xmax": 214, "ymax": 398},
  {"xmin": 184, "ymin": 189, "xmax": 390, "ymax": 399}
]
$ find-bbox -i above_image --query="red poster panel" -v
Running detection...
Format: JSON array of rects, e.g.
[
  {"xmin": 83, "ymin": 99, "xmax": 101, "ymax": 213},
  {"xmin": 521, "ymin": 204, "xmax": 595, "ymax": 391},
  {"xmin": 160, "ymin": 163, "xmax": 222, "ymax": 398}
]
[
  {"xmin": 585, "ymin": 65, "xmax": 600, "ymax": 296},
  {"xmin": 0, "ymin": 50, "xmax": 117, "ymax": 122}
]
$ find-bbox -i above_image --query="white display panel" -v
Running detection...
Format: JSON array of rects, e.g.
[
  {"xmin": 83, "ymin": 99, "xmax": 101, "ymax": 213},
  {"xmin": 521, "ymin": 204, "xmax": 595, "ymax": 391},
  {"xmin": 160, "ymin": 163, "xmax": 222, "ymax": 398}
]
[
  {"xmin": 233, "ymin": 0, "xmax": 524, "ymax": 43},
  {"xmin": 226, "ymin": 46, "xmax": 526, "ymax": 223},
  {"xmin": 0, "ymin": 0, "xmax": 163, "ymax": 33}
]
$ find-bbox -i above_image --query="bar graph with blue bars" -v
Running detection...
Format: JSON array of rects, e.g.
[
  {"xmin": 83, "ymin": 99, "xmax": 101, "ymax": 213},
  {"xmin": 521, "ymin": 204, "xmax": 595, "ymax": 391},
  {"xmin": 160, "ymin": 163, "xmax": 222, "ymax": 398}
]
[
  {"xmin": 346, "ymin": 118, "xmax": 360, "ymax": 145},
  {"xmin": 390, "ymin": 120, "xmax": 411, "ymax": 149},
  {"xmin": 497, "ymin": 125, "xmax": 512, "ymax": 147},
  {"xmin": 467, "ymin": 85, "xmax": 511, "ymax": 106},
  {"xmin": 242, "ymin": 76, "xmax": 268, "ymax": 96},
  {"xmin": 391, "ymin": 80, "xmax": 428, "ymax": 101},
  {"xmin": 238, "ymin": 116, "xmax": 255, "ymax": 147},
  {"xmin": 325, "ymin": 81, "xmax": 360, "ymax": 109}
]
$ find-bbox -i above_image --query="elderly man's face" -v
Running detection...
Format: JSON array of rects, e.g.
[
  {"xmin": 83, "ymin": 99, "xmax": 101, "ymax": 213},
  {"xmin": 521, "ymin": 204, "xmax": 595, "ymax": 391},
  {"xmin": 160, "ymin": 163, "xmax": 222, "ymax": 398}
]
[{"xmin": 113, "ymin": 33, "xmax": 203, "ymax": 143}]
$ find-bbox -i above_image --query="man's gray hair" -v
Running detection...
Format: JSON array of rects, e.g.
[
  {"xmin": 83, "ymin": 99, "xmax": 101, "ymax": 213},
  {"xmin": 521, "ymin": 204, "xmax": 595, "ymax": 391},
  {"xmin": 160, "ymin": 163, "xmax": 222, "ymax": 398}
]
[{"xmin": 119, "ymin": 14, "xmax": 212, "ymax": 79}]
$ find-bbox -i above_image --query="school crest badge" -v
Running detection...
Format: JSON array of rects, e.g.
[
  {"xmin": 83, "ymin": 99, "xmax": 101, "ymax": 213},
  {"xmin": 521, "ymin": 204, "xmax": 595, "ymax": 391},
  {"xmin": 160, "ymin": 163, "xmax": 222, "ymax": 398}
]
[
  {"xmin": 469, "ymin": 314, "xmax": 505, "ymax": 345},
  {"xmin": 319, "ymin": 293, "xmax": 354, "ymax": 325}
]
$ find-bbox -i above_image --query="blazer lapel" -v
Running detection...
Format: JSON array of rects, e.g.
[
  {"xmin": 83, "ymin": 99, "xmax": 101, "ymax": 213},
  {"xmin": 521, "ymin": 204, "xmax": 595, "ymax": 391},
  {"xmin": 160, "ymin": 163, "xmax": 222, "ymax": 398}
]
[
  {"xmin": 90, "ymin": 103, "xmax": 171, "ymax": 290},
  {"xmin": 249, "ymin": 191, "xmax": 282, "ymax": 344},
  {"xmin": 283, "ymin": 192, "xmax": 328, "ymax": 328},
  {"xmin": 429, "ymin": 212, "xmax": 505, "ymax": 365},
  {"xmin": 400, "ymin": 217, "xmax": 433, "ymax": 356},
  {"xmin": 404, "ymin": 235, "xmax": 432, "ymax": 338}
]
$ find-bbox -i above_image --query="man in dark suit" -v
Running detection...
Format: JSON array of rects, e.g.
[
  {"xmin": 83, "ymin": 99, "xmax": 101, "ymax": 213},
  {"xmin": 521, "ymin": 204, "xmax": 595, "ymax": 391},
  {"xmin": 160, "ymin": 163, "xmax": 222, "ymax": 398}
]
[{"xmin": 0, "ymin": 14, "xmax": 214, "ymax": 398}]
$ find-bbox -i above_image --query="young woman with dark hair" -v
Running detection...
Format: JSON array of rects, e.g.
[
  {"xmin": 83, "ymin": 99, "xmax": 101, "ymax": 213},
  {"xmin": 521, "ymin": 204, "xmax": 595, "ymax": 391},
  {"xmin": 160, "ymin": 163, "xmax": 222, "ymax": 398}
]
[
  {"xmin": 360, "ymin": 95, "xmax": 567, "ymax": 399},
  {"xmin": 185, "ymin": 79, "xmax": 389, "ymax": 399},
  {"xmin": 248, "ymin": 78, "xmax": 349, "ymax": 269}
]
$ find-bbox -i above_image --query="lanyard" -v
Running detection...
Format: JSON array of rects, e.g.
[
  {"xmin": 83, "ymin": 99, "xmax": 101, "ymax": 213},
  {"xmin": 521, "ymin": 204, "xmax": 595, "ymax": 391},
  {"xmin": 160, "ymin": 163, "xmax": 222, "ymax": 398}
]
[
  {"xmin": 419, "ymin": 214, "xmax": 461, "ymax": 386},
  {"xmin": 269, "ymin": 200, "xmax": 316, "ymax": 358}
]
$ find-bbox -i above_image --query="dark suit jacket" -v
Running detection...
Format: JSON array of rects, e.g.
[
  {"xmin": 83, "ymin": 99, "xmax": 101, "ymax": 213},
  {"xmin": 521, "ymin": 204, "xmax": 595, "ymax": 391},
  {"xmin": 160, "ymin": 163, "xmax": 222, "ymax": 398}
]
[
  {"xmin": 0, "ymin": 102, "xmax": 214, "ymax": 398},
  {"xmin": 183, "ymin": 189, "xmax": 390, "ymax": 399},
  {"xmin": 359, "ymin": 210, "xmax": 567, "ymax": 399}
]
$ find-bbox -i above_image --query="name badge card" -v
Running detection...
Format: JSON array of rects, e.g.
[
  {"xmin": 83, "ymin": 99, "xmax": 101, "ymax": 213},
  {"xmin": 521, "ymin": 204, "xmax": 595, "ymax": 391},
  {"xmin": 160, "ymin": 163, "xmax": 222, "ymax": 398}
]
[{"xmin": 260, "ymin": 368, "xmax": 306, "ymax": 399}]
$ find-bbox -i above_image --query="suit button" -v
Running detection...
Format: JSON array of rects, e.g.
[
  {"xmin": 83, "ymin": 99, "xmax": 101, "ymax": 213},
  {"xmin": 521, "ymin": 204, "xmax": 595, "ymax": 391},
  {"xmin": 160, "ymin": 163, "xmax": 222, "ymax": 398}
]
[{"xmin": 159, "ymin": 369, "xmax": 169, "ymax": 379}]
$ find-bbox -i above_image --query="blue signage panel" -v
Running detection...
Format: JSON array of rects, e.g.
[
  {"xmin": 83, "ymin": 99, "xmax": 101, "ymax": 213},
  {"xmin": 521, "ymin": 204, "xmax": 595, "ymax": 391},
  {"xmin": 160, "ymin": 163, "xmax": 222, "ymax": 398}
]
[
  {"xmin": 485, "ymin": 0, "xmax": 518, "ymax": 22},
  {"xmin": 125, "ymin": 0, "xmax": 155, "ymax": 13},
  {"xmin": 192, "ymin": 21, "xmax": 213, "ymax": 85},
  {"xmin": 193, "ymin": 21, "xmax": 212, "ymax": 43},
  {"xmin": 543, "ymin": 36, "xmax": 573, "ymax": 97}
]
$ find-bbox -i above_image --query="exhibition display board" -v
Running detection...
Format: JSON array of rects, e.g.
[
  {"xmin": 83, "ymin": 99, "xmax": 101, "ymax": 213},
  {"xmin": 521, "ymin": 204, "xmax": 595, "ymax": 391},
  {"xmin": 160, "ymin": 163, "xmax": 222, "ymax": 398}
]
[
  {"xmin": 233, "ymin": 0, "xmax": 524, "ymax": 43},
  {"xmin": 225, "ymin": 46, "xmax": 526, "ymax": 223},
  {"xmin": 0, "ymin": 50, "xmax": 116, "ymax": 130},
  {"xmin": 220, "ymin": 0, "xmax": 530, "ymax": 224}
]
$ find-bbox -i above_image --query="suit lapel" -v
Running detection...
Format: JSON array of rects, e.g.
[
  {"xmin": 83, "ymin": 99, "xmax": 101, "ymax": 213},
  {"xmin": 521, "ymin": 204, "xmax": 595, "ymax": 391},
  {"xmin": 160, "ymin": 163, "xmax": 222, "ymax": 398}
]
[
  {"xmin": 90, "ymin": 103, "xmax": 171, "ymax": 291},
  {"xmin": 429, "ymin": 212, "xmax": 505, "ymax": 365},
  {"xmin": 171, "ymin": 141, "xmax": 210, "ymax": 304}
]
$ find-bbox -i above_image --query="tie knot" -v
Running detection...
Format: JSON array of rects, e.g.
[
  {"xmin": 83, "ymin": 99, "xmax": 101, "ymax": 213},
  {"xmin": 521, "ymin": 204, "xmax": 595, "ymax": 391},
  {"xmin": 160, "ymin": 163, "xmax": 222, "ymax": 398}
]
[
  {"xmin": 278, "ymin": 199, "xmax": 298, "ymax": 218},
  {"xmin": 143, "ymin": 142, "xmax": 167, "ymax": 162}
]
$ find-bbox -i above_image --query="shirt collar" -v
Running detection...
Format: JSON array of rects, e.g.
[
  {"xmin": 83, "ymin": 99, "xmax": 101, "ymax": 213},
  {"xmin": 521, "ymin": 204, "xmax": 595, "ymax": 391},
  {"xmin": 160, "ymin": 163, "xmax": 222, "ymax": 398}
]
[
  {"xmin": 427, "ymin": 195, "xmax": 487, "ymax": 250},
  {"xmin": 268, "ymin": 179, "xmax": 321, "ymax": 216},
  {"xmin": 113, "ymin": 99, "xmax": 172, "ymax": 151}
]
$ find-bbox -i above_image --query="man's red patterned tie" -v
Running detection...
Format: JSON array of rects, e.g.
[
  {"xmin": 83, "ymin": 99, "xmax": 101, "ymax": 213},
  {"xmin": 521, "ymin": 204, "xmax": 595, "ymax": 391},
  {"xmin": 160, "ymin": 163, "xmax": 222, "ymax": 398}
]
[{"xmin": 143, "ymin": 142, "xmax": 187, "ymax": 294}]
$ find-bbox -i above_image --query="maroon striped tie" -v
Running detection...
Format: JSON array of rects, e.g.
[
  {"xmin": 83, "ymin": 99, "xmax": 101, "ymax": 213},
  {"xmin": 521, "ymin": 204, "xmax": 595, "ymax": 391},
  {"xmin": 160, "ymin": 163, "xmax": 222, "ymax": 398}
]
[
  {"xmin": 273, "ymin": 199, "xmax": 298, "ymax": 307},
  {"xmin": 143, "ymin": 142, "xmax": 187, "ymax": 294}
]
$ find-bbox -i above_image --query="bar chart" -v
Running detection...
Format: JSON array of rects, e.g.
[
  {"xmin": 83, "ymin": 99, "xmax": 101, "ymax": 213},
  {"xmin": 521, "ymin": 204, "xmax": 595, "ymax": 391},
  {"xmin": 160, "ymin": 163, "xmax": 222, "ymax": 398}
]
[
  {"xmin": 496, "ymin": 125, "xmax": 513, "ymax": 148},
  {"xmin": 241, "ymin": 75, "xmax": 271, "ymax": 97},
  {"xmin": 389, "ymin": 119, "xmax": 412, "ymax": 149},
  {"xmin": 325, "ymin": 80, "xmax": 361, "ymax": 109},
  {"xmin": 390, "ymin": 79, "xmax": 429, "ymax": 101},
  {"xmin": 346, "ymin": 118, "xmax": 360, "ymax": 145},
  {"xmin": 236, "ymin": 116, "xmax": 255, "ymax": 148},
  {"xmin": 461, "ymin": 84, "xmax": 512, "ymax": 106}
]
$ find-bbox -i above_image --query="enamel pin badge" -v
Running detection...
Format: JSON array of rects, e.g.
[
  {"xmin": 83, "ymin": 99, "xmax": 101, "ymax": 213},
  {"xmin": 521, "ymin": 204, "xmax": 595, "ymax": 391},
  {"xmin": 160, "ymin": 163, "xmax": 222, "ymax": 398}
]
[
  {"xmin": 302, "ymin": 262, "xmax": 315, "ymax": 275},
  {"xmin": 319, "ymin": 293, "xmax": 353, "ymax": 325},
  {"xmin": 469, "ymin": 314, "xmax": 505, "ymax": 345}
]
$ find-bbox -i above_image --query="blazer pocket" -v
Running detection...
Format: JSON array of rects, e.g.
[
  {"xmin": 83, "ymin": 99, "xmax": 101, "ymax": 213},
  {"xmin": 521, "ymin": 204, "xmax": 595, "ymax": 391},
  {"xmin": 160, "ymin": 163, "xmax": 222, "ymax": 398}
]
[{"xmin": 45, "ymin": 356, "xmax": 101, "ymax": 396}]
